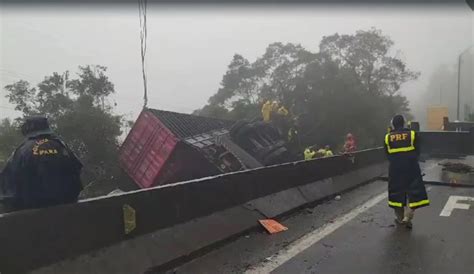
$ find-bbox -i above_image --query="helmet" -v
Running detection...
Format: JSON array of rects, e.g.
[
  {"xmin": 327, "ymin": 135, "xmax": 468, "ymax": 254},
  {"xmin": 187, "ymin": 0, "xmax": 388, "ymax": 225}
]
[
  {"xmin": 21, "ymin": 116, "xmax": 53, "ymax": 137},
  {"xmin": 391, "ymin": 115, "xmax": 405, "ymax": 129}
]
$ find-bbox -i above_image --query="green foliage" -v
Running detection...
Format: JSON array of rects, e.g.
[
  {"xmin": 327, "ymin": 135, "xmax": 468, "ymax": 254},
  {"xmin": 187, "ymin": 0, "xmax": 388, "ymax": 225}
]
[
  {"xmin": 467, "ymin": 112, "xmax": 474, "ymax": 122},
  {"xmin": 198, "ymin": 28, "xmax": 419, "ymax": 149},
  {"xmin": 3, "ymin": 65, "xmax": 124, "ymax": 196},
  {"xmin": 0, "ymin": 118, "xmax": 23, "ymax": 169},
  {"xmin": 319, "ymin": 28, "xmax": 419, "ymax": 96}
]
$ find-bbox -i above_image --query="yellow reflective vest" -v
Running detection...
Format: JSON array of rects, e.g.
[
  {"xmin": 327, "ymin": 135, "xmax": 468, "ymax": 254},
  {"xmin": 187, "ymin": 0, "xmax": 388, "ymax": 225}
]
[
  {"xmin": 324, "ymin": 149, "xmax": 334, "ymax": 157},
  {"xmin": 261, "ymin": 101, "xmax": 272, "ymax": 122},
  {"xmin": 304, "ymin": 148, "xmax": 316, "ymax": 160},
  {"xmin": 385, "ymin": 130, "xmax": 416, "ymax": 154}
]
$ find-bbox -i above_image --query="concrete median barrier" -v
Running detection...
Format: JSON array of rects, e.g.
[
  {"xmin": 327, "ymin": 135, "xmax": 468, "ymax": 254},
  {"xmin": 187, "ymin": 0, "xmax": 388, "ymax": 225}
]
[
  {"xmin": 419, "ymin": 131, "xmax": 474, "ymax": 156},
  {"xmin": 1, "ymin": 149, "xmax": 387, "ymax": 273}
]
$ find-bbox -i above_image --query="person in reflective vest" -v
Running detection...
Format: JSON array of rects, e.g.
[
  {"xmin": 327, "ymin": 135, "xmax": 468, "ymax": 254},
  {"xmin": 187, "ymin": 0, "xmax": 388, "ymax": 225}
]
[
  {"xmin": 304, "ymin": 147, "xmax": 316, "ymax": 160},
  {"xmin": 384, "ymin": 115, "xmax": 429, "ymax": 229},
  {"xmin": 323, "ymin": 145, "xmax": 334, "ymax": 157},
  {"xmin": 261, "ymin": 100, "xmax": 272, "ymax": 122},
  {"xmin": 288, "ymin": 127, "xmax": 297, "ymax": 142}
]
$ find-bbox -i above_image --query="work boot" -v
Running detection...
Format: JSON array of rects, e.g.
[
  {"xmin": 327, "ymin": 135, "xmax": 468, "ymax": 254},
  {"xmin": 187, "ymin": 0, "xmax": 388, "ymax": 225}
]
[
  {"xmin": 403, "ymin": 207, "xmax": 414, "ymax": 229},
  {"xmin": 394, "ymin": 208, "xmax": 404, "ymax": 225}
]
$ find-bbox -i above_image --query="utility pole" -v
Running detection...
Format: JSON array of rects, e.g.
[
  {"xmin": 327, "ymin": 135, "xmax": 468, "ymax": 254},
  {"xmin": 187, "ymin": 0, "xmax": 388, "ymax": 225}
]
[
  {"xmin": 439, "ymin": 84, "xmax": 442, "ymax": 105},
  {"xmin": 457, "ymin": 45, "xmax": 473, "ymax": 121}
]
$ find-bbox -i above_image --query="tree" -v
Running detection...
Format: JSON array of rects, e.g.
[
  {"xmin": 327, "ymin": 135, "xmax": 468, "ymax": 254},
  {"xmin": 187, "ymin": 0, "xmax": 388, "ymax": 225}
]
[
  {"xmin": 319, "ymin": 28, "xmax": 420, "ymax": 96},
  {"xmin": 197, "ymin": 28, "xmax": 419, "ymax": 150},
  {"xmin": 199, "ymin": 43, "xmax": 314, "ymax": 120},
  {"xmin": 467, "ymin": 112, "xmax": 474, "ymax": 122},
  {"xmin": 0, "ymin": 118, "xmax": 22, "ymax": 169},
  {"xmin": 3, "ymin": 65, "xmax": 124, "ymax": 196}
]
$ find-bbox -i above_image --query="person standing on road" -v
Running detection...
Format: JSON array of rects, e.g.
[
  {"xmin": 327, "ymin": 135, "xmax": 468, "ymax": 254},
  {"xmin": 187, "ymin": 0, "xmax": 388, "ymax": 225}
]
[
  {"xmin": 0, "ymin": 116, "xmax": 83, "ymax": 212},
  {"xmin": 384, "ymin": 115, "xmax": 429, "ymax": 229}
]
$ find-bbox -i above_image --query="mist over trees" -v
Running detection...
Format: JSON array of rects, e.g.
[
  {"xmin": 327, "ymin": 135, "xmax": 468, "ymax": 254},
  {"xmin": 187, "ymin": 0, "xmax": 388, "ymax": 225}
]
[
  {"xmin": 195, "ymin": 28, "xmax": 420, "ymax": 149},
  {"xmin": 411, "ymin": 65, "xmax": 458, "ymax": 128},
  {"xmin": 1, "ymin": 65, "xmax": 126, "ymax": 196},
  {"xmin": 411, "ymin": 50, "xmax": 474, "ymax": 126}
]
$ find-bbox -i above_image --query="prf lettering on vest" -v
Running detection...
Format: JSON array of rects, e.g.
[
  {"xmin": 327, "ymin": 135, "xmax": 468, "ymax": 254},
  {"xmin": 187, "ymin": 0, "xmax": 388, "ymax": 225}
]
[{"xmin": 390, "ymin": 133, "xmax": 409, "ymax": 142}]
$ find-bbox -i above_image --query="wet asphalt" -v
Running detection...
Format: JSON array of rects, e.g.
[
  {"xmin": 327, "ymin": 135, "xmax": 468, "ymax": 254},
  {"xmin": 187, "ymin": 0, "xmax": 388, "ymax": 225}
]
[{"xmin": 172, "ymin": 181, "xmax": 474, "ymax": 274}]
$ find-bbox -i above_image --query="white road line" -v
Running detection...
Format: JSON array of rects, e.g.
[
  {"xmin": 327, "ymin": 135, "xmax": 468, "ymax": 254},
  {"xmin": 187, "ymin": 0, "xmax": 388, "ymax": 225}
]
[
  {"xmin": 440, "ymin": 195, "xmax": 474, "ymax": 217},
  {"xmin": 245, "ymin": 191, "xmax": 388, "ymax": 274}
]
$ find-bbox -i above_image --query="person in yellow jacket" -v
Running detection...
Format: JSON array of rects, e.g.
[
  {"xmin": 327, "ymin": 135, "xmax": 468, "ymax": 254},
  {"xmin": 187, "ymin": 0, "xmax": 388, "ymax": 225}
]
[
  {"xmin": 261, "ymin": 100, "xmax": 272, "ymax": 122},
  {"xmin": 316, "ymin": 147, "xmax": 327, "ymax": 158},
  {"xmin": 304, "ymin": 146, "xmax": 316, "ymax": 160},
  {"xmin": 324, "ymin": 145, "xmax": 334, "ymax": 157},
  {"xmin": 277, "ymin": 105, "xmax": 289, "ymax": 116}
]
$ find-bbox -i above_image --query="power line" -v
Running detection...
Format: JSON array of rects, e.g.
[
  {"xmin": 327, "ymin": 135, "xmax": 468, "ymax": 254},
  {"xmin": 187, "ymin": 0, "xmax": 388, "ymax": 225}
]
[{"xmin": 138, "ymin": 0, "xmax": 148, "ymax": 109}]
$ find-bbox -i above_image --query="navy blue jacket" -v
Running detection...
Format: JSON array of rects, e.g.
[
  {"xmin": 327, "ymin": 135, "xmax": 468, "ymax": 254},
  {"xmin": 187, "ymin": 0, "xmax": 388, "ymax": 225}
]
[{"xmin": 1, "ymin": 134, "xmax": 82, "ymax": 210}]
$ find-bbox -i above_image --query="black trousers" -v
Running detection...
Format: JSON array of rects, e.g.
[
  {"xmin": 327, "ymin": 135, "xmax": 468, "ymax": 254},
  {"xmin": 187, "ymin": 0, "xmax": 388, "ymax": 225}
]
[{"xmin": 388, "ymin": 162, "xmax": 429, "ymax": 209}]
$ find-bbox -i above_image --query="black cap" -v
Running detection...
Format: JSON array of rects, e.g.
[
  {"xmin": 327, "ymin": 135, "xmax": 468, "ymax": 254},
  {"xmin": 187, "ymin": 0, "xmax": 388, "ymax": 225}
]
[
  {"xmin": 391, "ymin": 115, "xmax": 405, "ymax": 129},
  {"xmin": 21, "ymin": 116, "xmax": 53, "ymax": 137}
]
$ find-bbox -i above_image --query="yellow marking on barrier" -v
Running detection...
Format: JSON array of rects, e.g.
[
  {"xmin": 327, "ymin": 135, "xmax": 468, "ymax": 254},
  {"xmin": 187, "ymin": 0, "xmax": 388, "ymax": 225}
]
[{"xmin": 123, "ymin": 204, "xmax": 136, "ymax": 235}]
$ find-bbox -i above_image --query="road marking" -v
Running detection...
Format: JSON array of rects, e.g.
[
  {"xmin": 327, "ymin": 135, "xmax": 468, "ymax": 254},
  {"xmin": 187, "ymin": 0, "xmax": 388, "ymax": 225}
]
[
  {"xmin": 245, "ymin": 191, "xmax": 387, "ymax": 274},
  {"xmin": 440, "ymin": 196, "xmax": 474, "ymax": 217}
]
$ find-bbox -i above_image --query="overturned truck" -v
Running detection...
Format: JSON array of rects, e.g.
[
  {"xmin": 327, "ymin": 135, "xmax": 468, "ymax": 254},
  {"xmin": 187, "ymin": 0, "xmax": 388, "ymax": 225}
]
[{"xmin": 119, "ymin": 108, "xmax": 294, "ymax": 189}]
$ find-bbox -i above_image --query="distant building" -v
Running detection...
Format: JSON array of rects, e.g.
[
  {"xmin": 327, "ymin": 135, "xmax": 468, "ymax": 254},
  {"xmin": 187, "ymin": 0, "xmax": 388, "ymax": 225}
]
[{"xmin": 427, "ymin": 106, "xmax": 449, "ymax": 130}]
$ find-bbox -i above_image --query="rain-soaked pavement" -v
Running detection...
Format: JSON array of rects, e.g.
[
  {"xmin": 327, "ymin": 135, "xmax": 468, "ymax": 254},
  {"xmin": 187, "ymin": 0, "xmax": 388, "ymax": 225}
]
[
  {"xmin": 269, "ymin": 185, "xmax": 474, "ymax": 274},
  {"xmin": 171, "ymin": 159, "xmax": 474, "ymax": 274}
]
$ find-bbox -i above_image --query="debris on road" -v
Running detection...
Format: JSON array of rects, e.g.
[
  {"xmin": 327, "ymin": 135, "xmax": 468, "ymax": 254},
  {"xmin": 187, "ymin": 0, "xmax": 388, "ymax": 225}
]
[
  {"xmin": 259, "ymin": 219, "xmax": 288, "ymax": 234},
  {"xmin": 361, "ymin": 217, "xmax": 374, "ymax": 223},
  {"xmin": 334, "ymin": 195, "xmax": 341, "ymax": 201},
  {"xmin": 439, "ymin": 162, "xmax": 473, "ymax": 173}
]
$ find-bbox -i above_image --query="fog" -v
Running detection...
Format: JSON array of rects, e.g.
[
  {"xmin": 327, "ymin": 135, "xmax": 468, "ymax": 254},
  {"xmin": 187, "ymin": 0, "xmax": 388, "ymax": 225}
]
[{"xmin": 1, "ymin": 2, "xmax": 473, "ymax": 124}]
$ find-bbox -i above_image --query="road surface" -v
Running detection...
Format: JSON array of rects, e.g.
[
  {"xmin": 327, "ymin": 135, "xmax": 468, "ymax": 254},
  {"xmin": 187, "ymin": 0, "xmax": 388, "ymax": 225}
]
[{"xmin": 170, "ymin": 160, "xmax": 474, "ymax": 274}]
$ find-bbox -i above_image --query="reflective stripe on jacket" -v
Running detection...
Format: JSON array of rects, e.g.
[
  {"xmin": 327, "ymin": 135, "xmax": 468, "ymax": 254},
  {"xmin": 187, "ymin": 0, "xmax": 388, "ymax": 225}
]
[{"xmin": 385, "ymin": 130, "xmax": 415, "ymax": 154}]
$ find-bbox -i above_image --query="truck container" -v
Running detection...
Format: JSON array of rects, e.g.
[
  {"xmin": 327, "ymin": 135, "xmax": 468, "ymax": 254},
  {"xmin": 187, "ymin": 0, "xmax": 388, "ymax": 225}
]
[{"xmin": 119, "ymin": 108, "xmax": 236, "ymax": 188}]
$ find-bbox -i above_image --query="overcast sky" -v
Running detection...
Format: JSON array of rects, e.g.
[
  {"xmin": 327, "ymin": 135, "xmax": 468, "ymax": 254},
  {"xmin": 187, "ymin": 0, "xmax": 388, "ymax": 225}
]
[{"xmin": 1, "ymin": 3, "xmax": 473, "ymax": 122}]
